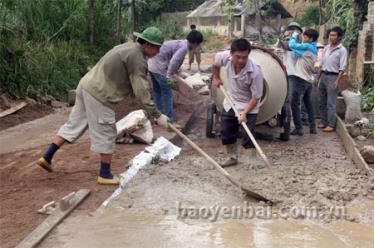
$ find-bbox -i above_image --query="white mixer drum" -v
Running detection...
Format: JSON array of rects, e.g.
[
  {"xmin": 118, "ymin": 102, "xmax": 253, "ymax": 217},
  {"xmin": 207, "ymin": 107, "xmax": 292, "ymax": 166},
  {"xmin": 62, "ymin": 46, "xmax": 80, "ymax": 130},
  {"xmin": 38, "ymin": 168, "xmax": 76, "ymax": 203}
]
[{"xmin": 219, "ymin": 46, "xmax": 288, "ymax": 125}]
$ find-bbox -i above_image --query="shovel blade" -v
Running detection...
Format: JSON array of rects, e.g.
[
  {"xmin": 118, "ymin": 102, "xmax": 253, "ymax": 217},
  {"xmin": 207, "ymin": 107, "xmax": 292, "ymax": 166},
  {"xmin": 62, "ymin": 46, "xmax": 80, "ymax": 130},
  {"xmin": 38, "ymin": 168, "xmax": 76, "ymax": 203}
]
[{"xmin": 241, "ymin": 186, "xmax": 273, "ymax": 205}]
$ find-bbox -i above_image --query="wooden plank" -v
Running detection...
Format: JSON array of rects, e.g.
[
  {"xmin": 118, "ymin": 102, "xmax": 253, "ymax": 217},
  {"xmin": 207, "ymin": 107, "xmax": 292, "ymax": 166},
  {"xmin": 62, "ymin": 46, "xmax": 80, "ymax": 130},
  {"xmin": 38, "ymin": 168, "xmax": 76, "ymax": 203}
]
[
  {"xmin": 336, "ymin": 115, "xmax": 371, "ymax": 173},
  {"xmin": 16, "ymin": 189, "xmax": 90, "ymax": 248},
  {"xmin": 0, "ymin": 102, "xmax": 27, "ymax": 118}
]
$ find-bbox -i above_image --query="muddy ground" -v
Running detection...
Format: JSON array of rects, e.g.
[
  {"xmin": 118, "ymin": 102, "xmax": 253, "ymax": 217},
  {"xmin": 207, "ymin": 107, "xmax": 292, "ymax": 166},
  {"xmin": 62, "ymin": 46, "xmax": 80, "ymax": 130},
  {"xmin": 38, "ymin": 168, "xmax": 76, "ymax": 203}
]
[
  {"xmin": 1, "ymin": 49, "xmax": 374, "ymax": 247},
  {"xmin": 0, "ymin": 79, "xmax": 203, "ymax": 248},
  {"xmin": 108, "ymin": 104, "xmax": 374, "ymax": 225},
  {"xmin": 0, "ymin": 97, "xmax": 54, "ymax": 131},
  {"xmin": 39, "ymin": 102, "xmax": 374, "ymax": 247}
]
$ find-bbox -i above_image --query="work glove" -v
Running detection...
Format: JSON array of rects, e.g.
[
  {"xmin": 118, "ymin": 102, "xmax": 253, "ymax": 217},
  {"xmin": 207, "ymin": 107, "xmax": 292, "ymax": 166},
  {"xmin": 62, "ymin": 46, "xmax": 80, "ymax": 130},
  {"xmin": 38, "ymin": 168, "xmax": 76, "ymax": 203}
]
[
  {"xmin": 156, "ymin": 114, "xmax": 169, "ymax": 128},
  {"xmin": 166, "ymin": 77, "xmax": 175, "ymax": 86}
]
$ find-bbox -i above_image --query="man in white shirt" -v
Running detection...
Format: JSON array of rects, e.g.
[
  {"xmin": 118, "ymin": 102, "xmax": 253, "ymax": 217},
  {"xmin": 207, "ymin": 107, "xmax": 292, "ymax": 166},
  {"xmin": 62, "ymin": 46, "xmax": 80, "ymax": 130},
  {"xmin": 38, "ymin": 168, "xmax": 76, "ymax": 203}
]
[{"xmin": 212, "ymin": 39, "xmax": 264, "ymax": 168}]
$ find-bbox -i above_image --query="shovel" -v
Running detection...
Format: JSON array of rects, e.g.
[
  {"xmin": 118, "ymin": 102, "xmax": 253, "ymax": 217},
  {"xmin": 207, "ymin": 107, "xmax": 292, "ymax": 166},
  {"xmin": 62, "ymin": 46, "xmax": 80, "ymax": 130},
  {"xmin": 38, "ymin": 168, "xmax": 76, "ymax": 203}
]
[
  {"xmin": 219, "ymin": 86, "xmax": 272, "ymax": 167},
  {"xmin": 168, "ymin": 123, "xmax": 272, "ymax": 204}
]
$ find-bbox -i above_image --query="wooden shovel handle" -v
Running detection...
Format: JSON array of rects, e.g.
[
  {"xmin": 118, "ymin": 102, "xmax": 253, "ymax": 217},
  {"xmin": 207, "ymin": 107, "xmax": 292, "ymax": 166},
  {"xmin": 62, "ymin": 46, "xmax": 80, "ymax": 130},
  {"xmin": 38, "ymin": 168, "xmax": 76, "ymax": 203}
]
[{"xmin": 219, "ymin": 86, "xmax": 271, "ymax": 167}]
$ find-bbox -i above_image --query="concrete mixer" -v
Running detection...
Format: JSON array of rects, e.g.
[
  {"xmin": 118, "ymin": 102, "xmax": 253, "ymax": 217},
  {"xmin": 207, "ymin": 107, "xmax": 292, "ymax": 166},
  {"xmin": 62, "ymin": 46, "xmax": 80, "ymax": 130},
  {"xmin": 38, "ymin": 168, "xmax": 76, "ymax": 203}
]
[{"xmin": 206, "ymin": 45, "xmax": 291, "ymax": 141}]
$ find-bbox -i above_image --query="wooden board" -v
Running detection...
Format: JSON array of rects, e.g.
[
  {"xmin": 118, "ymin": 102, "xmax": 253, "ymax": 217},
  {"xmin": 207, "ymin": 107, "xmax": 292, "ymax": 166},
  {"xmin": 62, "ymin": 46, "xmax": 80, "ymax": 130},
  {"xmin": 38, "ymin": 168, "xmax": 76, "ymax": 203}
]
[
  {"xmin": 0, "ymin": 102, "xmax": 27, "ymax": 118},
  {"xmin": 336, "ymin": 115, "xmax": 371, "ymax": 173},
  {"xmin": 16, "ymin": 189, "xmax": 90, "ymax": 248}
]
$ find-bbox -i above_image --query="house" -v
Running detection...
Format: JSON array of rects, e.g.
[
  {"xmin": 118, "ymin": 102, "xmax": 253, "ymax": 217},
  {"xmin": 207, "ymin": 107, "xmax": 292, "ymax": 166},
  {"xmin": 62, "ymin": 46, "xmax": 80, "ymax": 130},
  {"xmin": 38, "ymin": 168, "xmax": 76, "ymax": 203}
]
[{"xmin": 186, "ymin": 0, "xmax": 292, "ymax": 38}]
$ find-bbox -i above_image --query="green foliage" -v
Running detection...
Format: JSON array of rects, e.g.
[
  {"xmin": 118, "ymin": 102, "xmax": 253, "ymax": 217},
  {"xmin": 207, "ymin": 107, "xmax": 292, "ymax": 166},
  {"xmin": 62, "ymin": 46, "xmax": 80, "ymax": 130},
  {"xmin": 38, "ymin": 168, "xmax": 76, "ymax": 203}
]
[
  {"xmin": 200, "ymin": 28, "xmax": 216, "ymax": 41},
  {"xmin": 325, "ymin": 0, "xmax": 369, "ymax": 50},
  {"xmin": 149, "ymin": 17, "xmax": 184, "ymax": 40},
  {"xmin": 135, "ymin": 0, "xmax": 205, "ymax": 31},
  {"xmin": 0, "ymin": 0, "xmax": 121, "ymax": 100},
  {"xmin": 259, "ymin": 0, "xmax": 278, "ymax": 17},
  {"xmin": 296, "ymin": 3, "xmax": 325, "ymax": 27},
  {"xmin": 204, "ymin": 37, "xmax": 226, "ymax": 52},
  {"xmin": 361, "ymin": 64, "xmax": 374, "ymax": 111},
  {"xmin": 361, "ymin": 84, "xmax": 374, "ymax": 111},
  {"xmin": 1, "ymin": 0, "xmax": 207, "ymax": 100}
]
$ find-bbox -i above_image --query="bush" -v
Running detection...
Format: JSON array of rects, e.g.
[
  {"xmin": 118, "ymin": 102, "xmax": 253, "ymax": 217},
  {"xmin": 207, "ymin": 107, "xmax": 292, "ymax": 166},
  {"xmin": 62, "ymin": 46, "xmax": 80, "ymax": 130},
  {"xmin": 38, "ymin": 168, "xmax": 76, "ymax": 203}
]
[
  {"xmin": 296, "ymin": 3, "xmax": 325, "ymax": 28},
  {"xmin": 149, "ymin": 17, "xmax": 185, "ymax": 40},
  {"xmin": 361, "ymin": 84, "xmax": 374, "ymax": 111},
  {"xmin": 0, "ymin": 0, "xmax": 119, "ymax": 100},
  {"xmin": 361, "ymin": 64, "xmax": 374, "ymax": 111},
  {"xmin": 200, "ymin": 28, "xmax": 216, "ymax": 41}
]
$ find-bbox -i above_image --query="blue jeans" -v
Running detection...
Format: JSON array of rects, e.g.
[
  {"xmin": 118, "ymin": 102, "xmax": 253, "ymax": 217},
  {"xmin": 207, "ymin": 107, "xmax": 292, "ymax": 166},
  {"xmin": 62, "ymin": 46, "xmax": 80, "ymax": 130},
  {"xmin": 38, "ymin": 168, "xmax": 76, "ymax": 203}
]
[
  {"xmin": 319, "ymin": 74, "xmax": 339, "ymax": 127},
  {"xmin": 150, "ymin": 72, "xmax": 173, "ymax": 121},
  {"xmin": 290, "ymin": 76, "xmax": 316, "ymax": 130}
]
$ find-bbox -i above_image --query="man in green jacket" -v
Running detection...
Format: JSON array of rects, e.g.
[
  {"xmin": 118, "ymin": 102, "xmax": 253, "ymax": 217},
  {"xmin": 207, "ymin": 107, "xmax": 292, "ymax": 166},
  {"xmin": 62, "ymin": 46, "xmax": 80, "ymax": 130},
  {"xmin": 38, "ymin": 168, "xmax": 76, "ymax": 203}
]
[{"xmin": 37, "ymin": 27, "xmax": 169, "ymax": 185}]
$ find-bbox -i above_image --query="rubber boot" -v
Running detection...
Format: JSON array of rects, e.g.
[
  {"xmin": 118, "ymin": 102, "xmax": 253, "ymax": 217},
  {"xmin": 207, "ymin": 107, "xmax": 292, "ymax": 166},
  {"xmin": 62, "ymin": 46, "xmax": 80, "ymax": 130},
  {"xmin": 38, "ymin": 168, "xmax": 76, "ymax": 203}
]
[
  {"xmin": 244, "ymin": 148, "xmax": 258, "ymax": 169},
  {"xmin": 37, "ymin": 157, "xmax": 53, "ymax": 172},
  {"xmin": 220, "ymin": 143, "xmax": 238, "ymax": 168},
  {"xmin": 97, "ymin": 175, "xmax": 120, "ymax": 185}
]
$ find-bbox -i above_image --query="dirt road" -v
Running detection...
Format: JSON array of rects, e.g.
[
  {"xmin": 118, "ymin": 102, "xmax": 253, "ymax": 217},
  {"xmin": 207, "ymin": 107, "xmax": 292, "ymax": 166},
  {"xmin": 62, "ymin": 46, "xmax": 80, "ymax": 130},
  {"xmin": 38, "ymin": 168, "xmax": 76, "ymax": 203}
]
[
  {"xmin": 1, "ymin": 51, "xmax": 373, "ymax": 247},
  {"xmin": 39, "ymin": 102, "xmax": 374, "ymax": 247},
  {"xmin": 0, "ymin": 81, "xmax": 202, "ymax": 248}
]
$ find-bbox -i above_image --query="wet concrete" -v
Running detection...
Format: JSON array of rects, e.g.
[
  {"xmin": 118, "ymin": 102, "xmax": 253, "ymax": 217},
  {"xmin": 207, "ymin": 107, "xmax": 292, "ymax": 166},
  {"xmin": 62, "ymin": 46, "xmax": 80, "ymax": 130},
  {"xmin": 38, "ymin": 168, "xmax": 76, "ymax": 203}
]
[
  {"xmin": 38, "ymin": 100, "xmax": 374, "ymax": 247},
  {"xmin": 40, "ymin": 149, "xmax": 373, "ymax": 247},
  {"xmin": 40, "ymin": 209, "xmax": 373, "ymax": 248}
]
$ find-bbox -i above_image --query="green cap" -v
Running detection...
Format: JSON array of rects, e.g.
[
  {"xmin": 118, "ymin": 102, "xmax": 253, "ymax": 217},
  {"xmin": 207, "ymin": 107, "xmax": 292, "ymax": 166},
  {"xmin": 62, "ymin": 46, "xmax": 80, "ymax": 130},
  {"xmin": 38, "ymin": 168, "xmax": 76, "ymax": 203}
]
[
  {"xmin": 133, "ymin": 27, "xmax": 164, "ymax": 46},
  {"xmin": 287, "ymin": 22, "xmax": 302, "ymax": 32}
]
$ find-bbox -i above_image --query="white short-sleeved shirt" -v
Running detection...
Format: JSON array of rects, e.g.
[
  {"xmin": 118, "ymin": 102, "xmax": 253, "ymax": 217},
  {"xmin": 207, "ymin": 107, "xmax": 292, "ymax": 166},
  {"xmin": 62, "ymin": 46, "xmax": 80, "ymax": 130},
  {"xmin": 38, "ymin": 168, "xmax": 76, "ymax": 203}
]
[
  {"xmin": 214, "ymin": 50, "xmax": 264, "ymax": 113},
  {"xmin": 321, "ymin": 43, "xmax": 348, "ymax": 73}
]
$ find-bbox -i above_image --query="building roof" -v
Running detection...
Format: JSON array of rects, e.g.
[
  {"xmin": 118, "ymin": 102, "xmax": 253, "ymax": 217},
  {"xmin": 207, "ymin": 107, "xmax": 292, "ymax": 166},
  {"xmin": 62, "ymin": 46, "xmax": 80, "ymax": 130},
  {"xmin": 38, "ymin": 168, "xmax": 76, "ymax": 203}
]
[{"xmin": 187, "ymin": 0, "xmax": 292, "ymax": 18}]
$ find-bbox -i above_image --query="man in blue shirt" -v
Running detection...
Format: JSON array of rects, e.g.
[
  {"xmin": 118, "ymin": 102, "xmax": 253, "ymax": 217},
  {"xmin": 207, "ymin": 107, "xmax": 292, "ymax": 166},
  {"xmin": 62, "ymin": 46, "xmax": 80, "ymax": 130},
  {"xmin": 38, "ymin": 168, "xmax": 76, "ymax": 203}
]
[
  {"xmin": 288, "ymin": 29, "xmax": 319, "ymax": 135},
  {"xmin": 148, "ymin": 32, "xmax": 203, "ymax": 123}
]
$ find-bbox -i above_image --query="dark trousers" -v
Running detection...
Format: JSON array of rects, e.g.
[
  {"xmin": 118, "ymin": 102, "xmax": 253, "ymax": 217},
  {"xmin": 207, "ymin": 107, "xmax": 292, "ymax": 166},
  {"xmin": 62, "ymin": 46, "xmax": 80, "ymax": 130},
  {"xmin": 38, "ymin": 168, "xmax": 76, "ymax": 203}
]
[
  {"xmin": 290, "ymin": 76, "xmax": 316, "ymax": 130},
  {"xmin": 220, "ymin": 109, "xmax": 257, "ymax": 149}
]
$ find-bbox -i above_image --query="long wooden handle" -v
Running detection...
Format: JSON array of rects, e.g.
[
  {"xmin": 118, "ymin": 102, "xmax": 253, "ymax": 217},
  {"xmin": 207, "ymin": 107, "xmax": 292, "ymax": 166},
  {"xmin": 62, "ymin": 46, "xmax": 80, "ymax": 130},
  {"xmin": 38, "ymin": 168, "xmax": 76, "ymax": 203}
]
[
  {"xmin": 168, "ymin": 123, "xmax": 272, "ymax": 203},
  {"xmin": 168, "ymin": 123, "xmax": 241, "ymax": 188},
  {"xmin": 219, "ymin": 86, "xmax": 271, "ymax": 167}
]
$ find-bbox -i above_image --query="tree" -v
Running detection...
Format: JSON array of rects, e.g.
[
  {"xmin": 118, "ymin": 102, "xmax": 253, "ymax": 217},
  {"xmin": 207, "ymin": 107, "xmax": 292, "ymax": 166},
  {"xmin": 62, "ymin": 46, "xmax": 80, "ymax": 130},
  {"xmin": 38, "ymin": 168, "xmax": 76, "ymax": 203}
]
[
  {"xmin": 116, "ymin": 0, "xmax": 122, "ymax": 43},
  {"xmin": 220, "ymin": 0, "xmax": 236, "ymax": 39},
  {"xmin": 88, "ymin": 0, "xmax": 94, "ymax": 44},
  {"xmin": 128, "ymin": 0, "xmax": 135, "ymax": 39}
]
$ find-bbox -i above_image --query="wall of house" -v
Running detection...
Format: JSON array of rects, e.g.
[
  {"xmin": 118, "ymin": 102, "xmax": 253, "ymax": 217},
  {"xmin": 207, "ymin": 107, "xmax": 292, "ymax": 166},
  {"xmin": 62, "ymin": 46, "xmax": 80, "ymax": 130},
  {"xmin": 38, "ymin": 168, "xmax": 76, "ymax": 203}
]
[{"xmin": 354, "ymin": 1, "xmax": 374, "ymax": 86}]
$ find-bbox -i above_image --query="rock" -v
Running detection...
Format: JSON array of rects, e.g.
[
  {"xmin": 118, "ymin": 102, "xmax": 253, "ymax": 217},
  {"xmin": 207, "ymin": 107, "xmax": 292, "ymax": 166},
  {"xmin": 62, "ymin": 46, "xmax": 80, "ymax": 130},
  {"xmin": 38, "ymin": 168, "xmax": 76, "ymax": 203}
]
[
  {"xmin": 356, "ymin": 135, "xmax": 367, "ymax": 141},
  {"xmin": 348, "ymin": 125, "xmax": 361, "ymax": 138},
  {"xmin": 198, "ymin": 85, "xmax": 209, "ymax": 95},
  {"xmin": 178, "ymin": 71, "xmax": 190, "ymax": 79},
  {"xmin": 360, "ymin": 145, "xmax": 374, "ymax": 164},
  {"xmin": 42, "ymin": 94, "xmax": 56, "ymax": 105},
  {"xmin": 354, "ymin": 117, "xmax": 370, "ymax": 128},
  {"xmin": 51, "ymin": 100, "xmax": 66, "ymax": 108},
  {"xmin": 183, "ymin": 73, "xmax": 206, "ymax": 89},
  {"xmin": 25, "ymin": 97, "xmax": 37, "ymax": 105},
  {"xmin": 360, "ymin": 128, "xmax": 371, "ymax": 137},
  {"xmin": 0, "ymin": 94, "xmax": 11, "ymax": 108},
  {"xmin": 68, "ymin": 90, "xmax": 76, "ymax": 106}
]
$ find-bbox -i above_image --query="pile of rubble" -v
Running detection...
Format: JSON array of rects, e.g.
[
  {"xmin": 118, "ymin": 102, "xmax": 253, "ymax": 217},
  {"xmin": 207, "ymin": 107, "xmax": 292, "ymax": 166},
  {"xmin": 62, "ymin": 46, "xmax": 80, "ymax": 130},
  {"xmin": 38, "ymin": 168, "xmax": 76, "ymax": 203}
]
[
  {"xmin": 178, "ymin": 72, "xmax": 211, "ymax": 95},
  {"xmin": 342, "ymin": 90, "xmax": 374, "ymax": 165}
]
